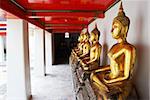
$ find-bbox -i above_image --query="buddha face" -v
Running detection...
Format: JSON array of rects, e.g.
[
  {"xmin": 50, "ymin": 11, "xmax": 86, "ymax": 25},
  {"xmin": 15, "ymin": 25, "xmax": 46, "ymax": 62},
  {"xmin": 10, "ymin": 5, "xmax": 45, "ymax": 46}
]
[
  {"xmin": 81, "ymin": 34, "xmax": 86, "ymax": 41},
  {"xmin": 85, "ymin": 34, "xmax": 89, "ymax": 41},
  {"xmin": 111, "ymin": 22, "xmax": 122, "ymax": 39},
  {"xmin": 111, "ymin": 21, "xmax": 129, "ymax": 41}
]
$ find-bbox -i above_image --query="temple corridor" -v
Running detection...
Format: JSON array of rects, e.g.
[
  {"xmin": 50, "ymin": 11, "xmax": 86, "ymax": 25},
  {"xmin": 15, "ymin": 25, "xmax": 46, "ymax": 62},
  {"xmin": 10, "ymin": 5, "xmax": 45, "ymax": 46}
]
[{"xmin": 0, "ymin": 0, "xmax": 150, "ymax": 100}]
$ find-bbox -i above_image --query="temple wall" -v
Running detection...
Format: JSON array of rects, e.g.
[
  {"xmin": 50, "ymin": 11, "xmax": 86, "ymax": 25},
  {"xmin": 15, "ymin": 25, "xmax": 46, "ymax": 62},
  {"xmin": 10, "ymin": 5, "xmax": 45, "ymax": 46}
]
[{"xmin": 88, "ymin": 0, "xmax": 150, "ymax": 99}]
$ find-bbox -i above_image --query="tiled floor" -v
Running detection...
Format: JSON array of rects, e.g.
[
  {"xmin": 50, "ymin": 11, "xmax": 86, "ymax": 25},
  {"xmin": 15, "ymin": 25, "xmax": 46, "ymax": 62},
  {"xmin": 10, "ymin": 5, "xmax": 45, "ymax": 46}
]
[{"xmin": 31, "ymin": 64, "xmax": 75, "ymax": 100}]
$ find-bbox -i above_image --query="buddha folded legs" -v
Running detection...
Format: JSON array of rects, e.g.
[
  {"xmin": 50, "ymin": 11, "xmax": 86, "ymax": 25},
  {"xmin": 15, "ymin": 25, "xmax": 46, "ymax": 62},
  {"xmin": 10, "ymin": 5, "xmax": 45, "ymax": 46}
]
[
  {"xmin": 91, "ymin": 72, "xmax": 133, "ymax": 100},
  {"xmin": 81, "ymin": 59, "xmax": 99, "ymax": 71}
]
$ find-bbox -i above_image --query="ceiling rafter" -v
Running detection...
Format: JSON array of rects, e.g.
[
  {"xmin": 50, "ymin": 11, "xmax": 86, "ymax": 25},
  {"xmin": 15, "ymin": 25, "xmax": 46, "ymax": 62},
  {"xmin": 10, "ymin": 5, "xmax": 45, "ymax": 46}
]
[
  {"xmin": 0, "ymin": 0, "xmax": 44, "ymax": 29},
  {"xmin": 27, "ymin": 11, "xmax": 105, "ymax": 18},
  {"xmin": 27, "ymin": 9, "xmax": 103, "ymax": 13},
  {"xmin": 45, "ymin": 23, "xmax": 86, "ymax": 27},
  {"xmin": 105, "ymin": 0, "xmax": 120, "ymax": 12},
  {"xmin": 10, "ymin": 0, "xmax": 26, "ymax": 12}
]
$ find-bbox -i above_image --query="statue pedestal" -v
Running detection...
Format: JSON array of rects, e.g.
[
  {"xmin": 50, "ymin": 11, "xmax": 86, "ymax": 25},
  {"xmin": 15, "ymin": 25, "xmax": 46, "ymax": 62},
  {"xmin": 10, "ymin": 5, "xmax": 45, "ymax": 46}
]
[{"xmin": 69, "ymin": 56, "xmax": 96, "ymax": 100}]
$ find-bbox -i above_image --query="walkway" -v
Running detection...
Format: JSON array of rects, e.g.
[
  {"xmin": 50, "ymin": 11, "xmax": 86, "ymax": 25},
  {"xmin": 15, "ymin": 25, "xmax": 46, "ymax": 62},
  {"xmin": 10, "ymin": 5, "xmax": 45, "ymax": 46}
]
[{"xmin": 31, "ymin": 64, "xmax": 75, "ymax": 100}]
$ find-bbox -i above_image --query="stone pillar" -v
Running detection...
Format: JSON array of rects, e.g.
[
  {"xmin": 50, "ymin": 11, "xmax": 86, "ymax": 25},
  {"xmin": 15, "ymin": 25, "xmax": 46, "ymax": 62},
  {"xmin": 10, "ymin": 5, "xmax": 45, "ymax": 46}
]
[
  {"xmin": 7, "ymin": 19, "xmax": 31, "ymax": 100},
  {"xmin": 34, "ymin": 27, "xmax": 45, "ymax": 76},
  {"xmin": 45, "ymin": 31, "xmax": 52, "ymax": 74}
]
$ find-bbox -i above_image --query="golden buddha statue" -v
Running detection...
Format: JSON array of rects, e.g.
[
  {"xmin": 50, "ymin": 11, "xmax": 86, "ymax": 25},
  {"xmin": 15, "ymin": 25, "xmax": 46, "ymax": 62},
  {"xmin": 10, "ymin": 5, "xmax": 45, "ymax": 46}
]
[
  {"xmin": 78, "ymin": 29, "xmax": 90, "ymax": 59},
  {"xmin": 74, "ymin": 30, "xmax": 89, "ymax": 57},
  {"xmin": 80, "ymin": 24, "xmax": 102, "ymax": 71},
  {"xmin": 71, "ymin": 28, "xmax": 89, "ymax": 64},
  {"xmin": 70, "ymin": 32, "xmax": 82, "ymax": 63},
  {"xmin": 90, "ymin": 2, "xmax": 136, "ymax": 100},
  {"xmin": 72, "ymin": 31, "xmax": 84, "ymax": 56}
]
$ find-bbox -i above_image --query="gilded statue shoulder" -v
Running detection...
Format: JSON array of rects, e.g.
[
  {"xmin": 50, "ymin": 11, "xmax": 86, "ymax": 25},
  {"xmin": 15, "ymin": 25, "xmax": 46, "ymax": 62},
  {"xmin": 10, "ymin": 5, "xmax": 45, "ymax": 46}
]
[
  {"xmin": 108, "ymin": 43, "xmax": 118, "ymax": 52},
  {"xmin": 124, "ymin": 43, "xmax": 136, "ymax": 51}
]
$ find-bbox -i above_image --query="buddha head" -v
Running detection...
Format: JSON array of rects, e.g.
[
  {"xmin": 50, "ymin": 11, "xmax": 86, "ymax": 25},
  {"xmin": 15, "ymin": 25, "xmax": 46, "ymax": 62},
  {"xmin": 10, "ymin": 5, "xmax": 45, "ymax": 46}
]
[
  {"xmin": 111, "ymin": 2, "xmax": 130, "ymax": 41},
  {"xmin": 78, "ymin": 30, "xmax": 85, "ymax": 42},
  {"xmin": 90, "ymin": 24, "xmax": 100, "ymax": 43},
  {"xmin": 80, "ymin": 28, "xmax": 89, "ymax": 42}
]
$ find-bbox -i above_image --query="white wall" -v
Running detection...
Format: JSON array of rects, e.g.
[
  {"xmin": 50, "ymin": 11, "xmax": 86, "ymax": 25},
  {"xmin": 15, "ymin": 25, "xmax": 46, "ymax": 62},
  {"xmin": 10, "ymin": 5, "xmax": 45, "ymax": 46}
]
[{"xmin": 88, "ymin": 0, "xmax": 150, "ymax": 99}]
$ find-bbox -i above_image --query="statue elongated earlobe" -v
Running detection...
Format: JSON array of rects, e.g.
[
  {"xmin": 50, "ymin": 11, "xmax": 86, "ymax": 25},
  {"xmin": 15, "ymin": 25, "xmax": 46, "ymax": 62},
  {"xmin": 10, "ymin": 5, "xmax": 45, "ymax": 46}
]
[
  {"xmin": 124, "ymin": 26, "xmax": 128, "ymax": 37},
  {"xmin": 121, "ymin": 26, "xmax": 128, "ymax": 39}
]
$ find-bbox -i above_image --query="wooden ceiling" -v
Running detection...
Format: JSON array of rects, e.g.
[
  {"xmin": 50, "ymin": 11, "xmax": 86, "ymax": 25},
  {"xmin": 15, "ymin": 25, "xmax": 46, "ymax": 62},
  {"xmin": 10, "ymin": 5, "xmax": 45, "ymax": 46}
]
[{"xmin": 0, "ymin": 0, "xmax": 120, "ymax": 33}]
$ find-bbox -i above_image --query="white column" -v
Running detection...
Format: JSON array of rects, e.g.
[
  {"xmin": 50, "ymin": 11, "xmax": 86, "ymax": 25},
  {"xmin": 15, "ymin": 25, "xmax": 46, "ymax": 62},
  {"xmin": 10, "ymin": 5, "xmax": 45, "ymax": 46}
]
[
  {"xmin": 7, "ymin": 19, "xmax": 31, "ymax": 100},
  {"xmin": 45, "ymin": 31, "xmax": 52, "ymax": 74},
  {"xmin": 0, "ymin": 36, "xmax": 4, "ymax": 63},
  {"xmin": 34, "ymin": 27, "xmax": 45, "ymax": 76}
]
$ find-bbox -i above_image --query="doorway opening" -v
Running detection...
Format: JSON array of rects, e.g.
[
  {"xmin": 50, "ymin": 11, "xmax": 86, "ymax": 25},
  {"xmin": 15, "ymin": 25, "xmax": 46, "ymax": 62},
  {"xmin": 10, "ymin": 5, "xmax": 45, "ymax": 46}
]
[{"xmin": 52, "ymin": 33, "xmax": 79, "ymax": 65}]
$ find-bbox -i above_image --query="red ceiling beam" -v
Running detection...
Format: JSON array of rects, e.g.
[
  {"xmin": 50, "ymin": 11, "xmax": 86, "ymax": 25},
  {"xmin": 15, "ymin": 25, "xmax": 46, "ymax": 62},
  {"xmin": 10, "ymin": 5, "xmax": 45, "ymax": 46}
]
[
  {"xmin": 44, "ymin": 20, "xmax": 89, "ymax": 25},
  {"xmin": 15, "ymin": 0, "xmax": 107, "ymax": 10},
  {"xmin": 27, "ymin": 12, "xmax": 105, "ymax": 18},
  {"xmin": 14, "ymin": 0, "xmax": 119, "ymax": 11},
  {"xmin": 45, "ymin": 24, "xmax": 87, "ymax": 27},
  {"xmin": 0, "ymin": 0, "xmax": 44, "ymax": 29},
  {"xmin": 43, "ymin": 17, "xmax": 91, "ymax": 27},
  {"xmin": 0, "ymin": 0, "xmax": 26, "ymax": 19},
  {"xmin": 45, "ymin": 26, "xmax": 83, "ymax": 30}
]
